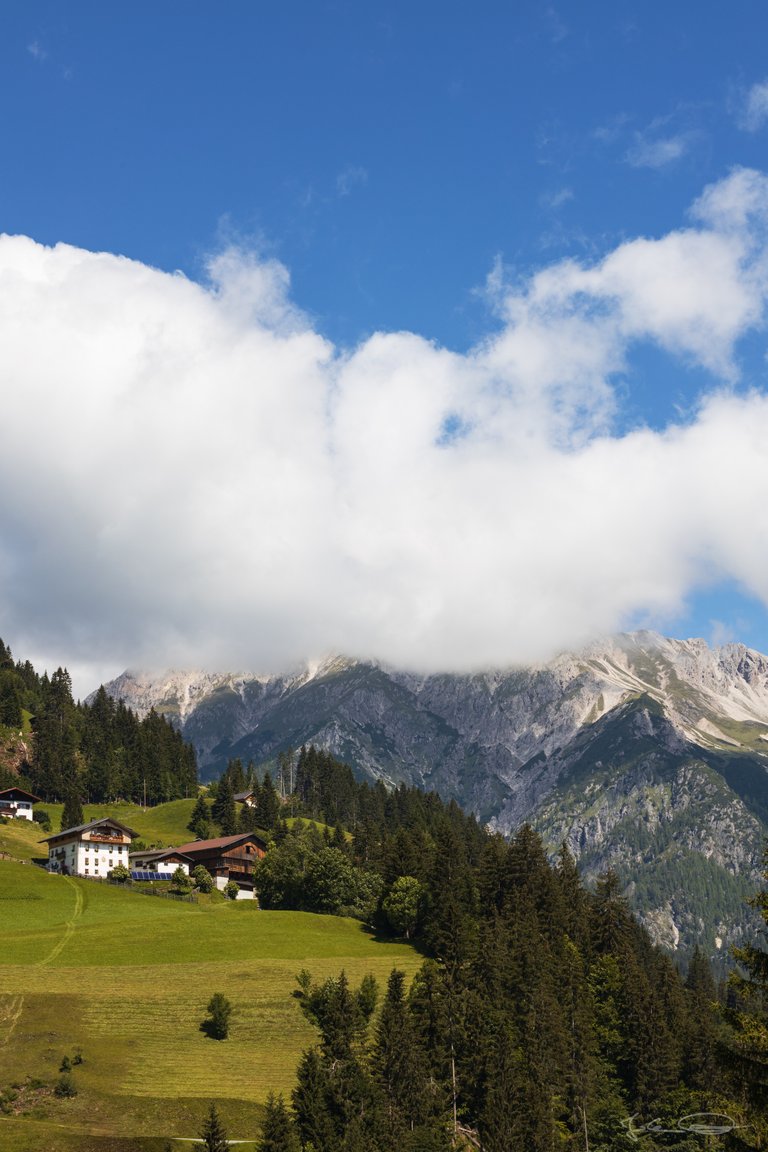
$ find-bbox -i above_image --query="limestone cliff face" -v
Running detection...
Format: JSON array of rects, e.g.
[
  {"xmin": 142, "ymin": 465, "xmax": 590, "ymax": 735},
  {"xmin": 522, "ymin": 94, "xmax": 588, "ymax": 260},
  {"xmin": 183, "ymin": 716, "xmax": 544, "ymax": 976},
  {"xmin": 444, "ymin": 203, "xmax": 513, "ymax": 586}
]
[{"xmin": 99, "ymin": 632, "xmax": 768, "ymax": 956}]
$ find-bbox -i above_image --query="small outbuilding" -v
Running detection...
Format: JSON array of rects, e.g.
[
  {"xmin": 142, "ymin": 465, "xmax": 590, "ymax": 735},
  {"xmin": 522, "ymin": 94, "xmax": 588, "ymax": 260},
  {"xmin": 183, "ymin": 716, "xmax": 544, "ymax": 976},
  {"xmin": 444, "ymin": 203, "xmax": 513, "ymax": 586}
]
[{"xmin": 128, "ymin": 847, "xmax": 195, "ymax": 875}]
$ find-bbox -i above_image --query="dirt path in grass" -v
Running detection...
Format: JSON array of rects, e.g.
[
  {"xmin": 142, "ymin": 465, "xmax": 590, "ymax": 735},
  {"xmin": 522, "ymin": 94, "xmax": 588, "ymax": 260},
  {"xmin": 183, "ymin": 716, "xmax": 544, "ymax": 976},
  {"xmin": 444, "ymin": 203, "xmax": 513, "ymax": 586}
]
[
  {"xmin": 38, "ymin": 876, "xmax": 83, "ymax": 968},
  {"xmin": 0, "ymin": 994, "xmax": 24, "ymax": 1049},
  {"xmin": 0, "ymin": 876, "xmax": 83, "ymax": 1049}
]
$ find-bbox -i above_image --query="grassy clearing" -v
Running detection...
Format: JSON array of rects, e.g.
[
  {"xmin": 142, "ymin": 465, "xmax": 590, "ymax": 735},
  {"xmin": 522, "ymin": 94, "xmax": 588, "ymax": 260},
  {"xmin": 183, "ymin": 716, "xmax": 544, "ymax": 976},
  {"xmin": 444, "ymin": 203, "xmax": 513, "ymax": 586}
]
[{"xmin": 0, "ymin": 856, "xmax": 420, "ymax": 1151}]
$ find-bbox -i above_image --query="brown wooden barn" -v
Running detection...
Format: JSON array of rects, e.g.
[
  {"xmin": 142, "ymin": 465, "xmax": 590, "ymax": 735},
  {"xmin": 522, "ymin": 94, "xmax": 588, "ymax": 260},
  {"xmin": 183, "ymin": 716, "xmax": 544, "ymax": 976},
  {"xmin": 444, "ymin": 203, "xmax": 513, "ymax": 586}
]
[{"xmin": 172, "ymin": 832, "xmax": 268, "ymax": 898}]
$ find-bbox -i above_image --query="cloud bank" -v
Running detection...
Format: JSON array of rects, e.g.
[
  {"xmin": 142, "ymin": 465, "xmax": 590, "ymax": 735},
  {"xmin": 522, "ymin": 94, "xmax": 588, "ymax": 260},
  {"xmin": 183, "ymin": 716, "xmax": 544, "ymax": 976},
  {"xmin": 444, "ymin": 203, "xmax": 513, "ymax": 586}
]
[{"xmin": 2, "ymin": 168, "xmax": 768, "ymax": 688}]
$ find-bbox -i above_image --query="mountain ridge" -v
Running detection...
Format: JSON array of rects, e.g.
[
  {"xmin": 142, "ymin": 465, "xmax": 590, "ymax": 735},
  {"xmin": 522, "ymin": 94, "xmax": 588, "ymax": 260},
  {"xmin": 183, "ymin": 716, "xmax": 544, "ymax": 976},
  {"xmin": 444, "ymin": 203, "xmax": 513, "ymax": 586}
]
[{"xmin": 97, "ymin": 631, "xmax": 768, "ymax": 957}]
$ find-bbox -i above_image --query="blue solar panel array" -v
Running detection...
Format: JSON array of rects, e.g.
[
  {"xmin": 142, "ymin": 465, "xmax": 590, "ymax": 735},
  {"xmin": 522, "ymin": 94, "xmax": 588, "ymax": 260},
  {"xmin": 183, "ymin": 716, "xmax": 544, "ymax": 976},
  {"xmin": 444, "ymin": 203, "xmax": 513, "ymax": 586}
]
[{"xmin": 130, "ymin": 871, "xmax": 175, "ymax": 882}]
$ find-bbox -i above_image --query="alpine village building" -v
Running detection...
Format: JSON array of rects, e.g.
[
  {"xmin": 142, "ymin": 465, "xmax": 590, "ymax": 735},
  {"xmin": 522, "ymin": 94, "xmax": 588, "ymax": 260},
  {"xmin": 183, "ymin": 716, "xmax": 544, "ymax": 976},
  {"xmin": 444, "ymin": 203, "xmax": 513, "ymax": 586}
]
[
  {"xmin": 0, "ymin": 786, "xmax": 41, "ymax": 821},
  {"xmin": 170, "ymin": 833, "xmax": 267, "ymax": 898},
  {"xmin": 42, "ymin": 817, "xmax": 138, "ymax": 878}
]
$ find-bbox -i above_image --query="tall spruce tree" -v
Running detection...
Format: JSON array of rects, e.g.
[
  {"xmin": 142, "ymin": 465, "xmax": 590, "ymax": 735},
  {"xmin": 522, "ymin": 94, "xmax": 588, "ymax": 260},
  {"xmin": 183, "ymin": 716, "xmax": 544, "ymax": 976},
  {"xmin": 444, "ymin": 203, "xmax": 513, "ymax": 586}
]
[
  {"xmin": 258, "ymin": 1093, "xmax": 300, "ymax": 1152},
  {"xmin": 212, "ymin": 775, "xmax": 237, "ymax": 836},
  {"xmin": 188, "ymin": 793, "xmax": 212, "ymax": 839},
  {"xmin": 372, "ymin": 968, "xmax": 443, "ymax": 1144},
  {"xmin": 61, "ymin": 790, "xmax": 84, "ymax": 831},
  {"xmin": 199, "ymin": 1103, "xmax": 230, "ymax": 1151},
  {"xmin": 257, "ymin": 771, "xmax": 281, "ymax": 831},
  {"xmin": 683, "ymin": 945, "xmax": 719, "ymax": 1091}
]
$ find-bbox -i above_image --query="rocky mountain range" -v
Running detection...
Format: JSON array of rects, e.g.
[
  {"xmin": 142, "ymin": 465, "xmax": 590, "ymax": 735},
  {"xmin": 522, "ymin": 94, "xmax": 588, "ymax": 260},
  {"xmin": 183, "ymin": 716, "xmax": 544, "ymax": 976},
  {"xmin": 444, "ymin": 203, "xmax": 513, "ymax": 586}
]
[{"xmin": 100, "ymin": 631, "xmax": 768, "ymax": 960}]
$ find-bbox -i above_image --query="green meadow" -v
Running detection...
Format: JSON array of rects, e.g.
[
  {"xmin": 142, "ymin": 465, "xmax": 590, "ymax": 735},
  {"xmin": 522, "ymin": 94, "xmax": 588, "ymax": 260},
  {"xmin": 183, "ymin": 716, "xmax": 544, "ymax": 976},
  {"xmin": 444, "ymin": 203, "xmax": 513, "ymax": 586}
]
[{"xmin": 0, "ymin": 820, "xmax": 420, "ymax": 1151}]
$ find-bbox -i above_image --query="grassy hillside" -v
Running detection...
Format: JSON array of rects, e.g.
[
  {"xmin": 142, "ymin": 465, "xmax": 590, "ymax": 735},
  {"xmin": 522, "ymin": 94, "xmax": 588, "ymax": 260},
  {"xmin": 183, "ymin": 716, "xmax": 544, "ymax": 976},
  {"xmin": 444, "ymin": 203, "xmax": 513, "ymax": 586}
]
[
  {"xmin": 0, "ymin": 800, "xmax": 200, "ymax": 862},
  {"xmin": 0, "ymin": 827, "xmax": 420, "ymax": 1150}
]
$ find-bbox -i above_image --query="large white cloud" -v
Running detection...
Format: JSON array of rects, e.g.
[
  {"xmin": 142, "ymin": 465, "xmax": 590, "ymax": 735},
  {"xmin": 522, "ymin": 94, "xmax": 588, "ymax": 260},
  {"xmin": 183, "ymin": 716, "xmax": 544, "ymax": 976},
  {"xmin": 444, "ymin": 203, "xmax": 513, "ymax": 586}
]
[{"xmin": 2, "ymin": 167, "xmax": 768, "ymax": 692}]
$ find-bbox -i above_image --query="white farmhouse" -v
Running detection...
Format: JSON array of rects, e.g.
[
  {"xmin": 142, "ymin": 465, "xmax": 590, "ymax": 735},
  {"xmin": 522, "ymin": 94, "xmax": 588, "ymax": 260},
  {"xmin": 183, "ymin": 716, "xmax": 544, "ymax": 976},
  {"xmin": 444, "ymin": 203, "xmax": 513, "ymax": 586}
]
[
  {"xmin": 0, "ymin": 787, "xmax": 41, "ymax": 821},
  {"xmin": 41, "ymin": 817, "xmax": 138, "ymax": 878}
]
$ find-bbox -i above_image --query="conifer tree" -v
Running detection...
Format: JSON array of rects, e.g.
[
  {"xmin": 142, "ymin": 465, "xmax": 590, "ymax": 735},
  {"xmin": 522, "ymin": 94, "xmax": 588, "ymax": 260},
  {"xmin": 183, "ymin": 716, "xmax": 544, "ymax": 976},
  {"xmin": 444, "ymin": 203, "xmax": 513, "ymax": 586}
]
[
  {"xmin": 212, "ymin": 774, "xmax": 236, "ymax": 836},
  {"xmin": 258, "ymin": 1093, "xmax": 300, "ymax": 1152},
  {"xmin": 683, "ymin": 945, "xmax": 719, "ymax": 1090},
  {"xmin": 257, "ymin": 771, "xmax": 281, "ymax": 831},
  {"xmin": 188, "ymin": 793, "xmax": 212, "ymax": 839},
  {"xmin": 556, "ymin": 841, "xmax": 590, "ymax": 951},
  {"xmin": 226, "ymin": 757, "xmax": 246, "ymax": 793},
  {"xmin": 292, "ymin": 1047, "xmax": 335, "ymax": 1152},
  {"xmin": 590, "ymin": 869, "xmax": 634, "ymax": 956},
  {"xmin": 204, "ymin": 993, "xmax": 233, "ymax": 1040},
  {"xmin": 200, "ymin": 1103, "xmax": 230, "ymax": 1151},
  {"xmin": 61, "ymin": 790, "xmax": 84, "ymax": 831},
  {"xmin": 423, "ymin": 818, "xmax": 476, "ymax": 970},
  {"xmin": 238, "ymin": 799, "xmax": 258, "ymax": 833},
  {"xmin": 373, "ymin": 968, "xmax": 438, "ymax": 1142},
  {"xmin": 0, "ymin": 638, "xmax": 12, "ymax": 669}
]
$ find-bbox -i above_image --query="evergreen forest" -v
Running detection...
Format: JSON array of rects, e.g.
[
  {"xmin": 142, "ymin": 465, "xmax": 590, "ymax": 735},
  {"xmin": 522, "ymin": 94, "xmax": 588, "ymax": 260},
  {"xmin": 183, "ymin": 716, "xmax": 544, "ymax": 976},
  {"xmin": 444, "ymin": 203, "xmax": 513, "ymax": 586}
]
[
  {"xmin": 213, "ymin": 748, "xmax": 768, "ymax": 1151},
  {"xmin": 0, "ymin": 638, "xmax": 198, "ymax": 808}
]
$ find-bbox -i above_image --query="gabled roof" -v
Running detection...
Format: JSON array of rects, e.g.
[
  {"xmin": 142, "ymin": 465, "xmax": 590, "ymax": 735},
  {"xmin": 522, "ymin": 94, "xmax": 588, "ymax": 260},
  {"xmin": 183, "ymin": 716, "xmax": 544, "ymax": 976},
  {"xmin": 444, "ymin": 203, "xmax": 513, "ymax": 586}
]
[
  {"xmin": 0, "ymin": 787, "xmax": 41, "ymax": 803},
  {"xmin": 172, "ymin": 832, "xmax": 268, "ymax": 855},
  {"xmin": 234, "ymin": 790, "xmax": 256, "ymax": 802},
  {"xmin": 40, "ymin": 817, "xmax": 140, "ymax": 844},
  {"xmin": 128, "ymin": 848, "xmax": 195, "ymax": 864}
]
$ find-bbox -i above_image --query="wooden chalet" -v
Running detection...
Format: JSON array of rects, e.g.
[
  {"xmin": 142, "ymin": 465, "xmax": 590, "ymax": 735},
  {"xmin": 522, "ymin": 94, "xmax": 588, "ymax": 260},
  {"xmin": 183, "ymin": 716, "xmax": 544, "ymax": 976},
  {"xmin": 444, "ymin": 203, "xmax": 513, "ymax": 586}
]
[
  {"xmin": 171, "ymin": 832, "xmax": 268, "ymax": 898},
  {"xmin": 41, "ymin": 817, "xmax": 138, "ymax": 878},
  {"xmin": 234, "ymin": 789, "xmax": 257, "ymax": 807},
  {"xmin": 0, "ymin": 786, "xmax": 41, "ymax": 822}
]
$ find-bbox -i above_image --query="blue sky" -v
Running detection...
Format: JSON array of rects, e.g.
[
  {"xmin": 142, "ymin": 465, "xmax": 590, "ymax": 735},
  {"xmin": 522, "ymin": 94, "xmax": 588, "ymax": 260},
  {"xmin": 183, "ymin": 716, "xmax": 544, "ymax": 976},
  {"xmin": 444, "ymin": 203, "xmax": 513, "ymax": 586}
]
[{"xmin": 2, "ymin": 1, "xmax": 768, "ymax": 690}]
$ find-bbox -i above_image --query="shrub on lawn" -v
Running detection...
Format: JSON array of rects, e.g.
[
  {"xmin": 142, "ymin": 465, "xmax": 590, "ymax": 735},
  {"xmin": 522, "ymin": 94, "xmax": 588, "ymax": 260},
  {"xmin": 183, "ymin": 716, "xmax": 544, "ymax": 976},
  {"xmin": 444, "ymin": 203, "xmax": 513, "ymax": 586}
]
[
  {"xmin": 54, "ymin": 1073, "xmax": 77, "ymax": 1098},
  {"xmin": 203, "ymin": 992, "xmax": 233, "ymax": 1040}
]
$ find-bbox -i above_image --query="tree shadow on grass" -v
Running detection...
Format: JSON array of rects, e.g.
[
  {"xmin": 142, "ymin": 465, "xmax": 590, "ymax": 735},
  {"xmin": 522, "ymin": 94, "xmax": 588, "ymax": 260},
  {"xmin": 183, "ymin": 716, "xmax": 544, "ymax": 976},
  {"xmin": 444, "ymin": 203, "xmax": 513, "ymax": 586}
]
[{"xmin": 199, "ymin": 1020, "xmax": 228, "ymax": 1040}]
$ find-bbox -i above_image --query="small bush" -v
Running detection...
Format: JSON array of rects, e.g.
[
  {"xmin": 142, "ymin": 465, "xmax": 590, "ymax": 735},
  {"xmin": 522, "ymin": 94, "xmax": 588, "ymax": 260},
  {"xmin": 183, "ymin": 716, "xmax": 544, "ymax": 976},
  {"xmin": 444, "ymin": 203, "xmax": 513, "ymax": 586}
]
[
  {"xmin": 108, "ymin": 863, "xmax": 131, "ymax": 883},
  {"xmin": 32, "ymin": 809, "xmax": 51, "ymax": 831},
  {"xmin": 203, "ymin": 992, "xmax": 233, "ymax": 1040},
  {"xmin": 59, "ymin": 1056, "xmax": 71, "ymax": 1073},
  {"xmin": 54, "ymin": 1073, "xmax": 77, "ymax": 1098},
  {"xmin": 223, "ymin": 879, "xmax": 240, "ymax": 900},
  {"xmin": 193, "ymin": 864, "xmax": 214, "ymax": 893},
  {"xmin": 172, "ymin": 865, "xmax": 192, "ymax": 893}
]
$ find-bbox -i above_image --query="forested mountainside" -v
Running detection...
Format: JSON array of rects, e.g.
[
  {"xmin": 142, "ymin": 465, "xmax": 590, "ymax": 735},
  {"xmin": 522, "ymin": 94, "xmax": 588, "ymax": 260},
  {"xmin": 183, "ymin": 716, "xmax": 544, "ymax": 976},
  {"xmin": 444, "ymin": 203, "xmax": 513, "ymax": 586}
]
[
  {"xmin": 103, "ymin": 632, "xmax": 768, "ymax": 957},
  {"xmin": 180, "ymin": 750, "xmax": 768, "ymax": 1149},
  {"xmin": 0, "ymin": 639, "xmax": 197, "ymax": 807},
  {"xmin": 260, "ymin": 846, "xmax": 768, "ymax": 1152}
]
